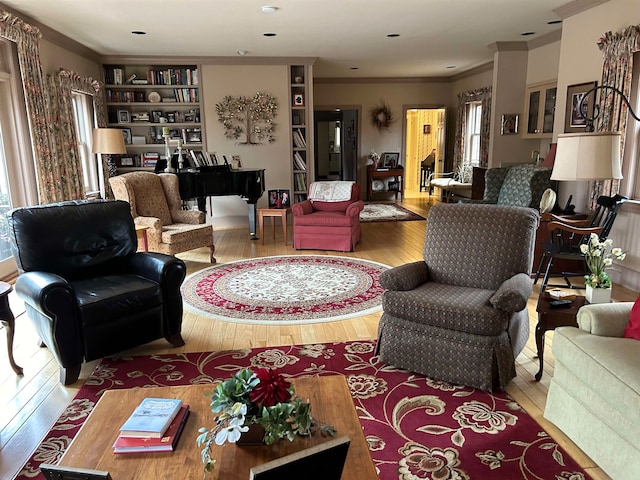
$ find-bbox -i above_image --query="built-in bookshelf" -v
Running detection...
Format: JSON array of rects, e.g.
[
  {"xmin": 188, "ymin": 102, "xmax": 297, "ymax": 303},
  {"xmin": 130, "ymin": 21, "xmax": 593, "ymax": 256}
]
[
  {"xmin": 103, "ymin": 64, "xmax": 204, "ymax": 171},
  {"xmin": 290, "ymin": 65, "xmax": 312, "ymax": 203}
]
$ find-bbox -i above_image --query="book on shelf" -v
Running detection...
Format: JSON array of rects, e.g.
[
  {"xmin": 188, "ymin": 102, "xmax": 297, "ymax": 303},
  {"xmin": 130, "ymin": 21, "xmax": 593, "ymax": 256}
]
[
  {"xmin": 119, "ymin": 398, "xmax": 183, "ymax": 438},
  {"xmin": 293, "ymin": 152, "xmax": 306, "ymax": 171},
  {"xmin": 113, "ymin": 405, "xmax": 190, "ymax": 454},
  {"xmin": 293, "ymin": 129, "xmax": 306, "ymax": 148}
]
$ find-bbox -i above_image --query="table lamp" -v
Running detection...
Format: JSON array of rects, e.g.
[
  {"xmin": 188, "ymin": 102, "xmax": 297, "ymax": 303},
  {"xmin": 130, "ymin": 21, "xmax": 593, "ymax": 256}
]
[{"xmin": 92, "ymin": 128, "xmax": 127, "ymax": 178}]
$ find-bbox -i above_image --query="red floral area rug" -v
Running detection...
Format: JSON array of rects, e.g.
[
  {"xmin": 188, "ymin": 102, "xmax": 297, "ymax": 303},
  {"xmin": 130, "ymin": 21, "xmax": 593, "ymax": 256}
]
[
  {"xmin": 360, "ymin": 202, "xmax": 425, "ymax": 222},
  {"xmin": 181, "ymin": 255, "xmax": 388, "ymax": 324},
  {"xmin": 18, "ymin": 341, "xmax": 589, "ymax": 480}
]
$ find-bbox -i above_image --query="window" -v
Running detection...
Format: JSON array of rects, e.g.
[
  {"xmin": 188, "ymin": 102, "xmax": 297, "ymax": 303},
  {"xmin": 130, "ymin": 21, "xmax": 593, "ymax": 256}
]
[
  {"xmin": 464, "ymin": 101, "xmax": 482, "ymax": 167},
  {"xmin": 71, "ymin": 92, "xmax": 99, "ymax": 196}
]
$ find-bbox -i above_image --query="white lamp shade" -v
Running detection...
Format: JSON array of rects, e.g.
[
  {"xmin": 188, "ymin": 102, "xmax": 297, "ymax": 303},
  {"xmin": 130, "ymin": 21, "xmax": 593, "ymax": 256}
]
[
  {"xmin": 551, "ymin": 132, "xmax": 622, "ymax": 181},
  {"xmin": 92, "ymin": 128, "xmax": 127, "ymax": 154}
]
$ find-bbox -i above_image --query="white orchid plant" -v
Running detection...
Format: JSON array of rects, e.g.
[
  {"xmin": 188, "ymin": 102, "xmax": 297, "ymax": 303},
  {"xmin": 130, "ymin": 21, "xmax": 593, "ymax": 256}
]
[{"xmin": 580, "ymin": 233, "xmax": 626, "ymax": 289}]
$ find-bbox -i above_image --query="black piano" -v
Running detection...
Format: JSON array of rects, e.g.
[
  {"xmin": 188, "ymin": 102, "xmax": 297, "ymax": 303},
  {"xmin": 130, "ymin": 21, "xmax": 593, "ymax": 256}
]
[{"xmin": 175, "ymin": 165, "xmax": 265, "ymax": 239}]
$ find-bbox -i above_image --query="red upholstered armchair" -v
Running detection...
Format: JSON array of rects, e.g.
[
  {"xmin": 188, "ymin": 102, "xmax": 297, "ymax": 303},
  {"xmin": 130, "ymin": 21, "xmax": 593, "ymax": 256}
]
[{"xmin": 292, "ymin": 182, "xmax": 364, "ymax": 251}]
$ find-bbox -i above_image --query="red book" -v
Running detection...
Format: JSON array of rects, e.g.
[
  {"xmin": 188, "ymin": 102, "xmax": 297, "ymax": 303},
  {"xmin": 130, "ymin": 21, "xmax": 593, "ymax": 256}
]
[{"xmin": 113, "ymin": 405, "xmax": 190, "ymax": 453}]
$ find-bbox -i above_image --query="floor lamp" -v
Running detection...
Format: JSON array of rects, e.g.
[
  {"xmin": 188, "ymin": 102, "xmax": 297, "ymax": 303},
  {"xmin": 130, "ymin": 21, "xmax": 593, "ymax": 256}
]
[{"xmin": 92, "ymin": 128, "xmax": 127, "ymax": 198}]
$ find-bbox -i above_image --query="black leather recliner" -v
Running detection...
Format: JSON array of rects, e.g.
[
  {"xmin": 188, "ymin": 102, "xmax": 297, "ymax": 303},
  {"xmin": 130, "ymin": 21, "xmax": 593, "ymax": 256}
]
[{"xmin": 7, "ymin": 200, "xmax": 187, "ymax": 385}]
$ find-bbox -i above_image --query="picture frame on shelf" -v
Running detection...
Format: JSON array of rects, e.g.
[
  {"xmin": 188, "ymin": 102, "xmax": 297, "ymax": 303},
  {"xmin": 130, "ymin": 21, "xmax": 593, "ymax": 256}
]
[
  {"xmin": 117, "ymin": 110, "xmax": 130, "ymax": 124},
  {"xmin": 119, "ymin": 156, "xmax": 134, "ymax": 167},
  {"xmin": 565, "ymin": 81, "xmax": 598, "ymax": 133},
  {"xmin": 500, "ymin": 113, "xmax": 519, "ymax": 135},
  {"xmin": 186, "ymin": 128, "xmax": 202, "ymax": 143},
  {"xmin": 151, "ymin": 110, "xmax": 162, "ymax": 123},
  {"xmin": 121, "ymin": 128, "xmax": 132, "ymax": 145},
  {"xmin": 381, "ymin": 152, "xmax": 400, "ymax": 168},
  {"xmin": 293, "ymin": 93, "xmax": 305, "ymax": 107}
]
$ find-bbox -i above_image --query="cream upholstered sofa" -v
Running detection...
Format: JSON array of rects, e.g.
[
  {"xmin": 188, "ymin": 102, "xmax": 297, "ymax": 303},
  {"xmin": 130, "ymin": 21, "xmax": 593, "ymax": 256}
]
[
  {"xmin": 544, "ymin": 303, "xmax": 640, "ymax": 480},
  {"xmin": 109, "ymin": 171, "xmax": 215, "ymax": 262}
]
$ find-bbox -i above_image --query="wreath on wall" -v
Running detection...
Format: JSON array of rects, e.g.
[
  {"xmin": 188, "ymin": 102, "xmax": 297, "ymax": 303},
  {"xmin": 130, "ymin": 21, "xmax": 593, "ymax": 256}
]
[{"xmin": 370, "ymin": 101, "xmax": 394, "ymax": 132}]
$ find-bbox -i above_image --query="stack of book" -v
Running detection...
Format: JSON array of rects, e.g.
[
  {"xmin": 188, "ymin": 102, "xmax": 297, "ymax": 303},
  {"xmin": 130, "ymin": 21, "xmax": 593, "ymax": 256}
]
[{"xmin": 112, "ymin": 397, "xmax": 189, "ymax": 454}]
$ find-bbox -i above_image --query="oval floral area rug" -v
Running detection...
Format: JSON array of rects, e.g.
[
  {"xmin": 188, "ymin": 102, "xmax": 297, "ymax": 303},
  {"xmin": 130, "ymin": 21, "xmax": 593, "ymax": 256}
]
[{"xmin": 181, "ymin": 255, "xmax": 390, "ymax": 324}]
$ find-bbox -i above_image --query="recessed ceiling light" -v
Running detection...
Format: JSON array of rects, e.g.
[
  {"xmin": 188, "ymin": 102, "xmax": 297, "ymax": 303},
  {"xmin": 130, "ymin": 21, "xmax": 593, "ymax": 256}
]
[
  {"xmin": 521, "ymin": 31, "xmax": 535, "ymax": 36},
  {"xmin": 446, "ymin": 66, "xmax": 456, "ymax": 69},
  {"xmin": 131, "ymin": 30, "xmax": 146, "ymax": 35},
  {"xmin": 263, "ymin": 32, "xmax": 277, "ymax": 37},
  {"xmin": 387, "ymin": 33, "xmax": 400, "ymax": 38},
  {"xmin": 350, "ymin": 67, "xmax": 359, "ymax": 70},
  {"xmin": 261, "ymin": 5, "xmax": 278, "ymax": 13},
  {"xmin": 548, "ymin": 20, "xmax": 562, "ymax": 25},
  {"xmin": 237, "ymin": 50, "xmax": 248, "ymax": 56}
]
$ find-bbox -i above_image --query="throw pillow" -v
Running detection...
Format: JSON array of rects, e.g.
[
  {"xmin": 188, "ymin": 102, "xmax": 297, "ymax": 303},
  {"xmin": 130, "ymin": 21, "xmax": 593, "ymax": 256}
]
[{"xmin": 623, "ymin": 295, "xmax": 640, "ymax": 340}]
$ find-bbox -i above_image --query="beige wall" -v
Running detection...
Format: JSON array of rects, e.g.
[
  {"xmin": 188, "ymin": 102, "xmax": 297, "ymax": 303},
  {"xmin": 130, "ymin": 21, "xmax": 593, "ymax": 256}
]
[
  {"xmin": 526, "ymin": 41, "xmax": 560, "ymax": 86},
  {"xmin": 554, "ymin": 0, "xmax": 640, "ymax": 291},
  {"xmin": 201, "ymin": 64, "xmax": 291, "ymax": 225},
  {"xmin": 39, "ymin": 38, "xmax": 101, "ymax": 79},
  {"xmin": 313, "ymin": 81, "xmax": 451, "ymax": 190}
]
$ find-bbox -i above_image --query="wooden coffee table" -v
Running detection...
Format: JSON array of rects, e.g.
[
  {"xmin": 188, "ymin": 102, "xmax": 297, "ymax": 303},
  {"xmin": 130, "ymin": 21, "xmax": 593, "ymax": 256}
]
[
  {"xmin": 57, "ymin": 375, "xmax": 377, "ymax": 479},
  {"xmin": 535, "ymin": 294, "xmax": 587, "ymax": 381}
]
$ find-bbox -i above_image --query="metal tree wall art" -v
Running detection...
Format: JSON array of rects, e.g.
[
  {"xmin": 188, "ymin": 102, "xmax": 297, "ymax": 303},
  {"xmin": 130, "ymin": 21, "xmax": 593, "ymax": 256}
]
[{"xmin": 216, "ymin": 92, "xmax": 278, "ymax": 145}]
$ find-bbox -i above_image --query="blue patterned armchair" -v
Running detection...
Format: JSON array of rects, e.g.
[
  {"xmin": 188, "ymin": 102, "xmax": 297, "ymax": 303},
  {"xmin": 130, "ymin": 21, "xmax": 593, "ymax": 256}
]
[
  {"xmin": 466, "ymin": 164, "xmax": 552, "ymax": 209},
  {"xmin": 376, "ymin": 203, "xmax": 539, "ymax": 391}
]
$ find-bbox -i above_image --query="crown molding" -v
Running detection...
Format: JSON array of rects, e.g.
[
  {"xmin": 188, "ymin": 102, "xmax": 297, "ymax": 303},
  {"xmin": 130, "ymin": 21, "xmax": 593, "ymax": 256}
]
[
  {"xmin": 0, "ymin": 2, "xmax": 100, "ymax": 62},
  {"xmin": 487, "ymin": 41, "xmax": 529, "ymax": 53},
  {"xmin": 553, "ymin": 0, "xmax": 610, "ymax": 20},
  {"xmin": 528, "ymin": 29, "xmax": 563, "ymax": 49},
  {"xmin": 314, "ymin": 76, "xmax": 450, "ymax": 84},
  {"xmin": 450, "ymin": 61, "xmax": 494, "ymax": 82},
  {"xmin": 99, "ymin": 55, "xmax": 317, "ymax": 66}
]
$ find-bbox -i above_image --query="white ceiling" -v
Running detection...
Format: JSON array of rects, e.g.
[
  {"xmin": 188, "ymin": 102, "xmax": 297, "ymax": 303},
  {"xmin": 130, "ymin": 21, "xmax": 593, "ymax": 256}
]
[{"xmin": 1, "ymin": 0, "xmax": 569, "ymax": 78}]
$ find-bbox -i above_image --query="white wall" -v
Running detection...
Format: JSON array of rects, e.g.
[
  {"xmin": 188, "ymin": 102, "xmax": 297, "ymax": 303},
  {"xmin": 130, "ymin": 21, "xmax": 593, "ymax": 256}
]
[
  {"xmin": 555, "ymin": 0, "xmax": 640, "ymax": 291},
  {"xmin": 201, "ymin": 64, "xmax": 291, "ymax": 226}
]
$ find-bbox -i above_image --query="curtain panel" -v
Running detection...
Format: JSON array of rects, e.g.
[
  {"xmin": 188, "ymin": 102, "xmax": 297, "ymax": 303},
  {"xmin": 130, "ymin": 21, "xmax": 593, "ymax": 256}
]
[
  {"xmin": 453, "ymin": 87, "xmax": 492, "ymax": 172},
  {"xmin": 47, "ymin": 68, "xmax": 109, "ymax": 201},
  {"xmin": 590, "ymin": 24, "xmax": 640, "ymax": 207},
  {"xmin": 0, "ymin": 10, "xmax": 56, "ymax": 204}
]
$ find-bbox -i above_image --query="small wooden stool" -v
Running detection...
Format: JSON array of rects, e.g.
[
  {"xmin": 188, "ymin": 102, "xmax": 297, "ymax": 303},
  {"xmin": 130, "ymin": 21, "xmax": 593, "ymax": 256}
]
[
  {"xmin": 0, "ymin": 281, "xmax": 23, "ymax": 375},
  {"xmin": 258, "ymin": 208, "xmax": 290, "ymax": 245}
]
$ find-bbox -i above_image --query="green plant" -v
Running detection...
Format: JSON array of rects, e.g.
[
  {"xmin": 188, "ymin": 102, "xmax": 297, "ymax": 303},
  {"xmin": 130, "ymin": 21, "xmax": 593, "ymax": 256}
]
[
  {"xmin": 196, "ymin": 368, "xmax": 335, "ymax": 478},
  {"xmin": 581, "ymin": 233, "xmax": 626, "ymax": 288}
]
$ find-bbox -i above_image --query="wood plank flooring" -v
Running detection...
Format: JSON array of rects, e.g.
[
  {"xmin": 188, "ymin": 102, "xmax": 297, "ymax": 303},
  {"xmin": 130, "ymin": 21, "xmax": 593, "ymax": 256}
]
[{"xmin": 0, "ymin": 192, "xmax": 635, "ymax": 479}]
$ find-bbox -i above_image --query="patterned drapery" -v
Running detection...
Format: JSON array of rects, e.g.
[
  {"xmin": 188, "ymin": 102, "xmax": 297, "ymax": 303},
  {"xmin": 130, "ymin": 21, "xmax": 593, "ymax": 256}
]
[
  {"xmin": 453, "ymin": 87, "xmax": 492, "ymax": 171},
  {"xmin": 47, "ymin": 68, "xmax": 108, "ymax": 201},
  {"xmin": 0, "ymin": 11, "xmax": 55, "ymax": 203},
  {"xmin": 590, "ymin": 24, "xmax": 640, "ymax": 207}
]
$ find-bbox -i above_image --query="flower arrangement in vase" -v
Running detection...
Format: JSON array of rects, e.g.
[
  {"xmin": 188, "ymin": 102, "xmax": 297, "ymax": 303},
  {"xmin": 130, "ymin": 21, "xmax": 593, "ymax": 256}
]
[
  {"xmin": 580, "ymin": 233, "xmax": 626, "ymax": 303},
  {"xmin": 196, "ymin": 368, "xmax": 335, "ymax": 477}
]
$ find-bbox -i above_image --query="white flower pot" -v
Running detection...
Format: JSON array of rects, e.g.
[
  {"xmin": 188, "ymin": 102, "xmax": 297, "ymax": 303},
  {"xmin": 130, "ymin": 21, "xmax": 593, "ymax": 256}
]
[{"xmin": 586, "ymin": 285, "xmax": 612, "ymax": 304}]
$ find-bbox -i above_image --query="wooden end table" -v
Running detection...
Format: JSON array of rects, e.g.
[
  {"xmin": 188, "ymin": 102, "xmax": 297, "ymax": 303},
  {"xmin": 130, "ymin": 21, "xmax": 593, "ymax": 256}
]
[
  {"xmin": 57, "ymin": 375, "xmax": 377, "ymax": 479},
  {"xmin": 135, "ymin": 225, "xmax": 149, "ymax": 252},
  {"xmin": 534, "ymin": 295, "xmax": 587, "ymax": 381},
  {"xmin": 258, "ymin": 208, "xmax": 290, "ymax": 246},
  {"xmin": 0, "ymin": 281, "xmax": 23, "ymax": 376}
]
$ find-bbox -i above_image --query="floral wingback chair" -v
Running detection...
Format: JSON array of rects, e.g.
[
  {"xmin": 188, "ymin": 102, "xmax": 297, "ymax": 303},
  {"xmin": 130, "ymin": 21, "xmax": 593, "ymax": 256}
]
[{"xmin": 109, "ymin": 171, "xmax": 216, "ymax": 262}]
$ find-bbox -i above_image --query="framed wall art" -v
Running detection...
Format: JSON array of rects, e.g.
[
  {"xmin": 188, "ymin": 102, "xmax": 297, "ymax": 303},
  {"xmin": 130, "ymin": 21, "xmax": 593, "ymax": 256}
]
[
  {"xmin": 381, "ymin": 152, "xmax": 400, "ymax": 168},
  {"xmin": 565, "ymin": 81, "xmax": 597, "ymax": 133},
  {"xmin": 293, "ymin": 93, "xmax": 305, "ymax": 107},
  {"xmin": 500, "ymin": 114, "xmax": 519, "ymax": 135}
]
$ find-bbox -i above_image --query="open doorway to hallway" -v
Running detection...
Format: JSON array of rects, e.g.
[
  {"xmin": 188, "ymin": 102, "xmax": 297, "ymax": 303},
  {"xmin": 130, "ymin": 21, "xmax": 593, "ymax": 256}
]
[
  {"xmin": 314, "ymin": 109, "xmax": 358, "ymax": 182},
  {"xmin": 403, "ymin": 106, "xmax": 446, "ymax": 197}
]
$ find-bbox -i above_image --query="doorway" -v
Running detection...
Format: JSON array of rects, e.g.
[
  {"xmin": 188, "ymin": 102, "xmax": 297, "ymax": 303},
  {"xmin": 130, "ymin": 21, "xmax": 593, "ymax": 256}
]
[
  {"xmin": 403, "ymin": 107, "xmax": 446, "ymax": 195},
  {"xmin": 314, "ymin": 109, "xmax": 358, "ymax": 182}
]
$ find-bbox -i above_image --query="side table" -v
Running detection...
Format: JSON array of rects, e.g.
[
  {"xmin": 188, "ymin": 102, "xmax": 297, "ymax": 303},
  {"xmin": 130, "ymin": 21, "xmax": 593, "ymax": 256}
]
[
  {"xmin": 0, "ymin": 281, "xmax": 23, "ymax": 375},
  {"xmin": 258, "ymin": 208, "xmax": 290, "ymax": 245},
  {"xmin": 534, "ymin": 295, "xmax": 586, "ymax": 381}
]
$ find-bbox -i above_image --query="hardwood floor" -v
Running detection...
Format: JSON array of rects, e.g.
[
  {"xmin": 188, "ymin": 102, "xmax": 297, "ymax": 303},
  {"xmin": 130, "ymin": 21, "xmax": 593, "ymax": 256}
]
[{"xmin": 0, "ymin": 191, "xmax": 635, "ymax": 479}]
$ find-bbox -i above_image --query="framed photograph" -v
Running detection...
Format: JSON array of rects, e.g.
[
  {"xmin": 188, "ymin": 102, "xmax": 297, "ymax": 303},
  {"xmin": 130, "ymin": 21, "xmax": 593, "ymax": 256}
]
[
  {"xmin": 423, "ymin": 124, "xmax": 431, "ymax": 134},
  {"xmin": 268, "ymin": 190, "xmax": 279, "ymax": 208},
  {"xmin": 381, "ymin": 152, "xmax": 400, "ymax": 168},
  {"xmin": 293, "ymin": 93, "xmax": 305, "ymax": 107},
  {"xmin": 279, "ymin": 189, "xmax": 290, "ymax": 207},
  {"xmin": 249, "ymin": 436, "xmax": 350, "ymax": 480},
  {"xmin": 151, "ymin": 110, "xmax": 162, "ymax": 123},
  {"xmin": 119, "ymin": 156, "xmax": 134, "ymax": 167},
  {"xmin": 166, "ymin": 112, "xmax": 176, "ymax": 123},
  {"xmin": 121, "ymin": 128, "xmax": 132, "ymax": 145},
  {"xmin": 565, "ymin": 81, "xmax": 597, "ymax": 133},
  {"xmin": 117, "ymin": 110, "xmax": 130, "ymax": 124},
  {"xmin": 186, "ymin": 128, "xmax": 202, "ymax": 143},
  {"xmin": 40, "ymin": 464, "xmax": 112, "ymax": 480},
  {"xmin": 500, "ymin": 113, "xmax": 519, "ymax": 135},
  {"xmin": 131, "ymin": 135, "xmax": 146, "ymax": 145},
  {"xmin": 232, "ymin": 155, "xmax": 242, "ymax": 168}
]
